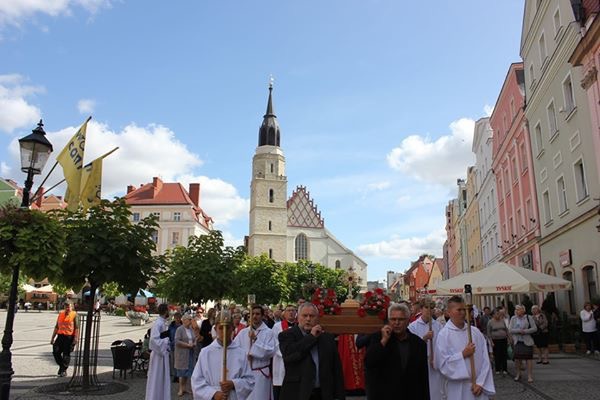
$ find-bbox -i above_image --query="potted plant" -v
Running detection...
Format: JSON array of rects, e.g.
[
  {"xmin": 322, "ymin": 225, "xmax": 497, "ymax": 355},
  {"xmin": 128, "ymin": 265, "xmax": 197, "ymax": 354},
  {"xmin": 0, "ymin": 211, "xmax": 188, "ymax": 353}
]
[{"xmin": 126, "ymin": 305, "xmax": 150, "ymax": 326}]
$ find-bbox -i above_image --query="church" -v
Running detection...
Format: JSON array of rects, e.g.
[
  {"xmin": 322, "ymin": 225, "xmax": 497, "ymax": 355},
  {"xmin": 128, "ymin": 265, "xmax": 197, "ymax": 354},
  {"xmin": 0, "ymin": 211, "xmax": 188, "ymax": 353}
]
[{"xmin": 247, "ymin": 84, "xmax": 367, "ymax": 286}]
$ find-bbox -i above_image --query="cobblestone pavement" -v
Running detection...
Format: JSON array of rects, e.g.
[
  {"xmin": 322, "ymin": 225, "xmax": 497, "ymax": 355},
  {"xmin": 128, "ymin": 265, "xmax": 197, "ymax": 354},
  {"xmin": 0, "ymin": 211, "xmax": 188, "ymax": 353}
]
[{"xmin": 4, "ymin": 311, "xmax": 600, "ymax": 399}]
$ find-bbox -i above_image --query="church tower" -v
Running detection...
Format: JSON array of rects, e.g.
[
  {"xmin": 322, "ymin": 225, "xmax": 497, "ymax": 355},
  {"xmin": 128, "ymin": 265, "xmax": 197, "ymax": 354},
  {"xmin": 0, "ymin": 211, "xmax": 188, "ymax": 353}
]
[{"xmin": 248, "ymin": 82, "xmax": 288, "ymax": 261}]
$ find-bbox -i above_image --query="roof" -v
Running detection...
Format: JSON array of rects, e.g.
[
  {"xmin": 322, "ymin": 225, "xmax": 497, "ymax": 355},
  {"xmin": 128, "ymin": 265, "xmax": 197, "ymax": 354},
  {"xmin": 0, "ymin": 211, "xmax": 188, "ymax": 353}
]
[{"xmin": 124, "ymin": 177, "xmax": 213, "ymax": 228}]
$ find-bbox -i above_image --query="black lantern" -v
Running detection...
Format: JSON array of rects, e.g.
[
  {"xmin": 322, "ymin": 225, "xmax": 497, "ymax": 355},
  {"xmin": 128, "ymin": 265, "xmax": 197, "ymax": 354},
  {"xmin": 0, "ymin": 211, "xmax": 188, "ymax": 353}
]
[{"xmin": 17, "ymin": 120, "xmax": 53, "ymax": 207}]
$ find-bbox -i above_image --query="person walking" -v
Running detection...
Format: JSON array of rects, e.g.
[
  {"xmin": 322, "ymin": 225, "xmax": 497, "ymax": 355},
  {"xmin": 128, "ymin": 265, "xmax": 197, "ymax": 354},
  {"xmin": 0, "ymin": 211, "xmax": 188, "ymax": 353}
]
[
  {"xmin": 174, "ymin": 314, "xmax": 195, "ymax": 396},
  {"xmin": 531, "ymin": 305, "xmax": 550, "ymax": 364},
  {"xmin": 580, "ymin": 302, "xmax": 600, "ymax": 356},
  {"xmin": 169, "ymin": 312, "xmax": 183, "ymax": 383},
  {"xmin": 486, "ymin": 307, "xmax": 509, "ymax": 375},
  {"xmin": 50, "ymin": 302, "xmax": 79, "ymax": 377},
  {"xmin": 278, "ymin": 302, "xmax": 345, "ymax": 400},
  {"xmin": 365, "ymin": 302, "xmax": 430, "ymax": 400},
  {"xmin": 145, "ymin": 303, "xmax": 171, "ymax": 400},
  {"xmin": 509, "ymin": 304, "xmax": 537, "ymax": 383}
]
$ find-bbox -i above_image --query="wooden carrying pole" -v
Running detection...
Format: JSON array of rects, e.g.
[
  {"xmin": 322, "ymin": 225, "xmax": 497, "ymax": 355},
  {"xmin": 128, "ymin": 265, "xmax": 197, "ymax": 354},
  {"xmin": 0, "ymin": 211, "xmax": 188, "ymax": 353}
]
[
  {"xmin": 221, "ymin": 323, "xmax": 228, "ymax": 381},
  {"xmin": 427, "ymin": 296, "xmax": 434, "ymax": 366},
  {"xmin": 464, "ymin": 284, "xmax": 476, "ymax": 387}
]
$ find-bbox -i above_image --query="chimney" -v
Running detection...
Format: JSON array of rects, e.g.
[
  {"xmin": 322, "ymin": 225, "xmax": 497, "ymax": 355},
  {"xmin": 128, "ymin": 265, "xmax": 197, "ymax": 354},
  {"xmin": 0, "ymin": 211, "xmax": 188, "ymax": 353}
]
[
  {"xmin": 189, "ymin": 183, "xmax": 200, "ymax": 207},
  {"xmin": 152, "ymin": 177, "xmax": 163, "ymax": 195},
  {"xmin": 35, "ymin": 187, "xmax": 44, "ymax": 208},
  {"xmin": 127, "ymin": 185, "xmax": 136, "ymax": 194}
]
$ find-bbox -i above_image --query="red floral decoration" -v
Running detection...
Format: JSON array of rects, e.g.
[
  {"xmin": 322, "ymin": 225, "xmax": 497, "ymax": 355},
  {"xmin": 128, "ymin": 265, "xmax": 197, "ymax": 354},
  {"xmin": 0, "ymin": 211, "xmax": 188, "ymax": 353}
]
[
  {"xmin": 132, "ymin": 305, "xmax": 147, "ymax": 313},
  {"xmin": 357, "ymin": 288, "xmax": 390, "ymax": 320},
  {"xmin": 311, "ymin": 288, "xmax": 342, "ymax": 316}
]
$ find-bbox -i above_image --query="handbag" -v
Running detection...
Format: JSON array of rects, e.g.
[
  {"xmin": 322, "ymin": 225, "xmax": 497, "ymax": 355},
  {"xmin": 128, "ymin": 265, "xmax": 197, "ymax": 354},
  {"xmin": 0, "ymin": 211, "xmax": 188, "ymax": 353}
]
[{"xmin": 507, "ymin": 343, "xmax": 514, "ymax": 360}]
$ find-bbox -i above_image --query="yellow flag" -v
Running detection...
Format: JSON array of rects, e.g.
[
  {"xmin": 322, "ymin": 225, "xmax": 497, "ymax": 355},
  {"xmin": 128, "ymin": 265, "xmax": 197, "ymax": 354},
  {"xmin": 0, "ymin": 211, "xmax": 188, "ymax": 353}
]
[
  {"xmin": 56, "ymin": 118, "xmax": 89, "ymax": 211},
  {"xmin": 80, "ymin": 157, "xmax": 103, "ymax": 211}
]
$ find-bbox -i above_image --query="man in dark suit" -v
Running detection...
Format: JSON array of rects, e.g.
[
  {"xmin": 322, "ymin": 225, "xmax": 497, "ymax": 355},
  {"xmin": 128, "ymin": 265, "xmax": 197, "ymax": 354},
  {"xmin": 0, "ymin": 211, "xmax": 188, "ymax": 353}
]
[
  {"xmin": 364, "ymin": 302, "xmax": 430, "ymax": 400},
  {"xmin": 278, "ymin": 302, "xmax": 345, "ymax": 400}
]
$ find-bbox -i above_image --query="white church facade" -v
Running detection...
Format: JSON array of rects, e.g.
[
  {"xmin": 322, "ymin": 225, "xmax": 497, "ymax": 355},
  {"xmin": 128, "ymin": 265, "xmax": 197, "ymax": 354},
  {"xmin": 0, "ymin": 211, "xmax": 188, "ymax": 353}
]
[{"xmin": 247, "ymin": 84, "xmax": 367, "ymax": 286}]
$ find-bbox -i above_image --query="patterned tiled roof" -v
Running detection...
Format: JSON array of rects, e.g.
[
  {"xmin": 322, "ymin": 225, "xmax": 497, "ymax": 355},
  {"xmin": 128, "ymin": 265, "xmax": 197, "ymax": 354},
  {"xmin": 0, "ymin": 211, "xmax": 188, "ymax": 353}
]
[{"xmin": 287, "ymin": 186, "xmax": 324, "ymax": 228}]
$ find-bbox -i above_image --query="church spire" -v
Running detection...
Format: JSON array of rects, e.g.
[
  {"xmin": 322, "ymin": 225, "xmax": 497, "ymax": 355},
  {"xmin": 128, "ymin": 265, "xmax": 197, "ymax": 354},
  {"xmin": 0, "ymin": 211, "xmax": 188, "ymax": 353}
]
[{"xmin": 258, "ymin": 77, "xmax": 281, "ymax": 147}]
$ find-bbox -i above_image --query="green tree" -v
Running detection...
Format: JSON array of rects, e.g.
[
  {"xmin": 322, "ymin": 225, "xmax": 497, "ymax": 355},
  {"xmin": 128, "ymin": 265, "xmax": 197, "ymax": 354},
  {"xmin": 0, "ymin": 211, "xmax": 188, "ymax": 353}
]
[
  {"xmin": 231, "ymin": 255, "xmax": 289, "ymax": 305},
  {"xmin": 99, "ymin": 282, "xmax": 120, "ymax": 300},
  {"xmin": 0, "ymin": 272, "xmax": 28, "ymax": 300},
  {"xmin": 58, "ymin": 198, "xmax": 160, "ymax": 389},
  {"xmin": 157, "ymin": 231, "xmax": 245, "ymax": 304}
]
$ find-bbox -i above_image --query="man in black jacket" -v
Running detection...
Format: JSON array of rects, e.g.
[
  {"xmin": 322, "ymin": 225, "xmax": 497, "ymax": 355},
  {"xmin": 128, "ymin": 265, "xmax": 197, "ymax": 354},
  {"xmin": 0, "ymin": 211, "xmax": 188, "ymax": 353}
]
[
  {"xmin": 278, "ymin": 302, "xmax": 345, "ymax": 400},
  {"xmin": 364, "ymin": 302, "xmax": 430, "ymax": 400}
]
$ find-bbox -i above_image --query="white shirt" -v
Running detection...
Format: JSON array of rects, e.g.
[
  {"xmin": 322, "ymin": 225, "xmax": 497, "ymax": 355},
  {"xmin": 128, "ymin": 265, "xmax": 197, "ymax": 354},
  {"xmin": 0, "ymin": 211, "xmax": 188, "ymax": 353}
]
[{"xmin": 581, "ymin": 309, "xmax": 597, "ymax": 333}]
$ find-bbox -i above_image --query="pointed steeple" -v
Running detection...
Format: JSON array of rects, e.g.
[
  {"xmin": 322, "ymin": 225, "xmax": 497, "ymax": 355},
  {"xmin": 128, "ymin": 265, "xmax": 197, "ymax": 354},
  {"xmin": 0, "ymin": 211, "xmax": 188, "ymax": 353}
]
[{"xmin": 258, "ymin": 78, "xmax": 281, "ymax": 147}]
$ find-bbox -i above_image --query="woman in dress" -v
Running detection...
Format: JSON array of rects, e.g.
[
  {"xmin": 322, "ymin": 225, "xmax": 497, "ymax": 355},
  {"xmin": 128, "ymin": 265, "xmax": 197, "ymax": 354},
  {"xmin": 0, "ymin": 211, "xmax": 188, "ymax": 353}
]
[
  {"xmin": 509, "ymin": 304, "xmax": 537, "ymax": 383},
  {"xmin": 174, "ymin": 314, "xmax": 196, "ymax": 396},
  {"xmin": 531, "ymin": 305, "xmax": 550, "ymax": 364}
]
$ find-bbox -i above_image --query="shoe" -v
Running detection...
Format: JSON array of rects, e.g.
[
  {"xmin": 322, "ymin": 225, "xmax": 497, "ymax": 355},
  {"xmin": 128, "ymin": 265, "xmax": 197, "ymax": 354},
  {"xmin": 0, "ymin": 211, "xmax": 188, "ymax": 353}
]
[
  {"xmin": 503, "ymin": 371, "xmax": 508, "ymax": 376},
  {"xmin": 542, "ymin": 361, "xmax": 549, "ymax": 364},
  {"xmin": 59, "ymin": 371, "xmax": 67, "ymax": 377},
  {"xmin": 595, "ymin": 351, "xmax": 600, "ymax": 356},
  {"xmin": 586, "ymin": 350, "xmax": 591, "ymax": 355},
  {"xmin": 536, "ymin": 360, "xmax": 543, "ymax": 364},
  {"xmin": 57, "ymin": 369, "xmax": 63, "ymax": 376},
  {"xmin": 495, "ymin": 371, "xmax": 500, "ymax": 375},
  {"xmin": 528, "ymin": 377, "xmax": 534, "ymax": 383},
  {"xmin": 514, "ymin": 375, "xmax": 520, "ymax": 382}
]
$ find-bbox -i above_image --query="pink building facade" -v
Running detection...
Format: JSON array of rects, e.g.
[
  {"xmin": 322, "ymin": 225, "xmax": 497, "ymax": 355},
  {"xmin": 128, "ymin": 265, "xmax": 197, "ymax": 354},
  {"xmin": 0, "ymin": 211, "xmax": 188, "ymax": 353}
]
[{"xmin": 491, "ymin": 63, "xmax": 542, "ymax": 274}]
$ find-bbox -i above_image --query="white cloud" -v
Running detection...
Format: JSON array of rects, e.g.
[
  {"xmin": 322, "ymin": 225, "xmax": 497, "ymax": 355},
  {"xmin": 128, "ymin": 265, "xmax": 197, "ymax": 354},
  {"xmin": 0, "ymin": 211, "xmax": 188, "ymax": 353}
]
[
  {"xmin": 0, "ymin": 74, "xmax": 43, "ymax": 133},
  {"xmin": 396, "ymin": 195, "xmax": 410, "ymax": 205},
  {"xmin": 0, "ymin": 161, "xmax": 10, "ymax": 175},
  {"xmin": 0, "ymin": 0, "xmax": 111, "ymax": 28},
  {"xmin": 386, "ymin": 117, "xmax": 475, "ymax": 188},
  {"xmin": 5, "ymin": 120, "xmax": 249, "ymax": 227},
  {"xmin": 357, "ymin": 229, "xmax": 446, "ymax": 261},
  {"xmin": 366, "ymin": 181, "xmax": 391, "ymax": 191},
  {"xmin": 77, "ymin": 98, "xmax": 95, "ymax": 114}
]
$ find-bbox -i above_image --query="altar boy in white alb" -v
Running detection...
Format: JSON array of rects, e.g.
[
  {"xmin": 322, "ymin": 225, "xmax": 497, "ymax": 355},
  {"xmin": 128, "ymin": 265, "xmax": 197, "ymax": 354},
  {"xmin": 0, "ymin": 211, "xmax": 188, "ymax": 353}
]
[
  {"xmin": 409, "ymin": 299, "xmax": 444, "ymax": 400},
  {"xmin": 192, "ymin": 311, "xmax": 254, "ymax": 400},
  {"xmin": 233, "ymin": 304, "xmax": 276, "ymax": 400},
  {"xmin": 435, "ymin": 296, "xmax": 495, "ymax": 400}
]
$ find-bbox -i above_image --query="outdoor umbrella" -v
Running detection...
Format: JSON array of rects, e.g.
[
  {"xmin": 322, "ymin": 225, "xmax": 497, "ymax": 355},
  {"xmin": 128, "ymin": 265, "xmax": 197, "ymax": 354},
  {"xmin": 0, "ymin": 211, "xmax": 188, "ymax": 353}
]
[{"xmin": 436, "ymin": 262, "xmax": 571, "ymax": 295}]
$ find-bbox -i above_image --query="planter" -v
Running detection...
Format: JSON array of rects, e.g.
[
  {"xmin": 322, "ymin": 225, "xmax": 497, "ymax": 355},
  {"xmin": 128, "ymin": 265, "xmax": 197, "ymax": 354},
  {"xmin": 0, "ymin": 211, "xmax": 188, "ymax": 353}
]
[
  {"xmin": 547, "ymin": 344, "xmax": 560, "ymax": 353},
  {"xmin": 129, "ymin": 318, "xmax": 146, "ymax": 326},
  {"xmin": 562, "ymin": 343, "xmax": 576, "ymax": 353}
]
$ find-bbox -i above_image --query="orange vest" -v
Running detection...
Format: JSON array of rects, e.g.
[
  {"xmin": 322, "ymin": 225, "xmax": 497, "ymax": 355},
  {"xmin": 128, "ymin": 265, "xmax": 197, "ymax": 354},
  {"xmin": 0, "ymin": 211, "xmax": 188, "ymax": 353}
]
[{"xmin": 57, "ymin": 310, "xmax": 77, "ymax": 336}]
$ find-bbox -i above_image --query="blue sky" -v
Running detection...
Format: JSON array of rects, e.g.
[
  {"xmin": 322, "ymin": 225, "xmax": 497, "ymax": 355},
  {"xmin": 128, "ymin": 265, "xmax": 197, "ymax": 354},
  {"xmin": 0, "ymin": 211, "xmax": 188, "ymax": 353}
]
[{"xmin": 0, "ymin": 1, "xmax": 524, "ymax": 282}]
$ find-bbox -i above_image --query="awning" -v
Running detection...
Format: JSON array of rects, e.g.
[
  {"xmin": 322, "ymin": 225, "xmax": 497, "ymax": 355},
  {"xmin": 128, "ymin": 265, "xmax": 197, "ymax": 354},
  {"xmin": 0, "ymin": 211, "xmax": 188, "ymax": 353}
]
[{"xmin": 436, "ymin": 262, "xmax": 572, "ymax": 295}]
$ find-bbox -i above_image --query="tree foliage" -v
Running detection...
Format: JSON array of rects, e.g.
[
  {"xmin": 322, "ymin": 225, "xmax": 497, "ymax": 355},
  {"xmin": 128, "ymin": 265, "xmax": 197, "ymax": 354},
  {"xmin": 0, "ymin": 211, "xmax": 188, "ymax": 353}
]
[
  {"xmin": 0, "ymin": 204, "xmax": 65, "ymax": 280},
  {"xmin": 157, "ymin": 230, "xmax": 245, "ymax": 304},
  {"xmin": 231, "ymin": 255, "xmax": 289, "ymax": 305}
]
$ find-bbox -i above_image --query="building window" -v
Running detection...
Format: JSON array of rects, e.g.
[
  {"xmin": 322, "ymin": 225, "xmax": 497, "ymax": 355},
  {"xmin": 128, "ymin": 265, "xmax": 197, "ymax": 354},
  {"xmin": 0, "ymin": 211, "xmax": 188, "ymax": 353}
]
[
  {"xmin": 583, "ymin": 266, "xmax": 598, "ymax": 302},
  {"xmin": 574, "ymin": 159, "xmax": 589, "ymax": 201},
  {"xmin": 563, "ymin": 271, "xmax": 575, "ymax": 315},
  {"xmin": 171, "ymin": 232, "xmax": 179, "ymax": 245},
  {"xmin": 539, "ymin": 33, "xmax": 547, "ymax": 65},
  {"xmin": 269, "ymin": 249, "xmax": 273, "ymax": 259},
  {"xmin": 542, "ymin": 190, "xmax": 552, "ymax": 224},
  {"xmin": 563, "ymin": 74, "xmax": 575, "ymax": 114},
  {"xmin": 529, "ymin": 64, "xmax": 535, "ymax": 87},
  {"xmin": 511, "ymin": 157, "xmax": 518, "ymax": 181},
  {"xmin": 151, "ymin": 212, "xmax": 161, "ymax": 221},
  {"xmin": 269, "ymin": 189, "xmax": 274, "ymax": 203},
  {"xmin": 526, "ymin": 199, "xmax": 533, "ymax": 227},
  {"xmin": 268, "ymin": 220, "xmax": 272, "ymax": 231},
  {"xmin": 270, "ymin": 163, "xmax": 274, "ymax": 173},
  {"xmin": 556, "ymin": 176, "xmax": 568, "ymax": 214},
  {"xmin": 517, "ymin": 209, "xmax": 522, "ymax": 234},
  {"xmin": 132, "ymin": 212, "xmax": 140, "ymax": 222},
  {"xmin": 519, "ymin": 143, "xmax": 527, "ymax": 172},
  {"xmin": 510, "ymin": 98, "xmax": 515, "ymax": 120},
  {"xmin": 295, "ymin": 234, "xmax": 308, "ymax": 261},
  {"xmin": 151, "ymin": 230, "xmax": 159, "ymax": 244},
  {"xmin": 553, "ymin": 8, "xmax": 561, "ymax": 37},
  {"xmin": 173, "ymin": 212, "xmax": 181, "ymax": 222},
  {"xmin": 335, "ymin": 260, "xmax": 341, "ymax": 269},
  {"xmin": 547, "ymin": 101, "xmax": 558, "ymax": 138},
  {"xmin": 534, "ymin": 123, "xmax": 543, "ymax": 155}
]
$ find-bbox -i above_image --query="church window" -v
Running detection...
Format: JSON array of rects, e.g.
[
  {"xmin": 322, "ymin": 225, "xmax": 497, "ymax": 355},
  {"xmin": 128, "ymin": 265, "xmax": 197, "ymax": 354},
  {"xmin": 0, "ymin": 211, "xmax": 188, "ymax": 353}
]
[
  {"xmin": 268, "ymin": 221, "xmax": 272, "ymax": 231},
  {"xmin": 335, "ymin": 260, "xmax": 341, "ymax": 269},
  {"xmin": 269, "ymin": 189, "xmax": 274, "ymax": 203},
  {"xmin": 270, "ymin": 163, "xmax": 274, "ymax": 173},
  {"xmin": 269, "ymin": 249, "xmax": 273, "ymax": 259},
  {"xmin": 295, "ymin": 234, "xmax": 308, "ymax": 261}
]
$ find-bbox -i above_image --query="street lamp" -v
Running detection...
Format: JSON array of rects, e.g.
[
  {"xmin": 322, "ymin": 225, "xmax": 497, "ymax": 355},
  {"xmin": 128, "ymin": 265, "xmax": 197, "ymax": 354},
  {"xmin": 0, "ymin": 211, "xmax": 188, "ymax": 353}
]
[
  {"xmin": 0, "ymin": 121, "xmax": 53, "ymax": 399},
  {"xmin": 18, "ymin": 120, "xmax": 53, "ymax": 207}
]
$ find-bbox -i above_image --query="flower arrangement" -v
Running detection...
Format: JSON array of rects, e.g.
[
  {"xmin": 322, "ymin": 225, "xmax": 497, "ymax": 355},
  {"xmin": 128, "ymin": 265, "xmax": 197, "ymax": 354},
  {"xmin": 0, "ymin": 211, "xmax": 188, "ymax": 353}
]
[
  {"xmin": 311, "ymin": 288, "xmax": 342, "ymax": 316},
  {"xmin": 358, "ymin": 288, "xmax": 390, "ymax": 320},
  {"xmin": 126, "ymin": 305, "xmax": 149, "ymax": 321}
]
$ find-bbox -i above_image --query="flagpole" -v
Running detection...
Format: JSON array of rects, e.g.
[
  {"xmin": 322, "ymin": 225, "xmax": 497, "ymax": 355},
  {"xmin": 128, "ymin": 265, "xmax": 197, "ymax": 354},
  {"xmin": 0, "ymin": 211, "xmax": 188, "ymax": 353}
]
[{"xmin": 29, "ymin": 179, "xmax": 65, "ymax": 205}]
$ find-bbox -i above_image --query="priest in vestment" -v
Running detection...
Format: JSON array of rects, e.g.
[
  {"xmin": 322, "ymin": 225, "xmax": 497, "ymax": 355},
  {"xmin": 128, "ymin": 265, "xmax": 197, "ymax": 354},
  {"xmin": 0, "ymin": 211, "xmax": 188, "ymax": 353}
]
[
  {"xmin": 435, "ymin": 296, "xmax": 495, "ymax": 400},
  {"xmin": 409, "ymin": 300, "xmax": 443, "ymax": 400},
  {"xmin": 233, "ymin": 304, "xmax": 276, "ymax": 400},
  {"xmin": 337, "ymin": 334, "xmax": 365, "ymax": 392},
  {"xmin": 145, "ymin": 304, "xmax": 172, "ymax": 400},
  {"xmin": 192, "ymin": 310, "xmax": 255, "ymax": 400}
]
